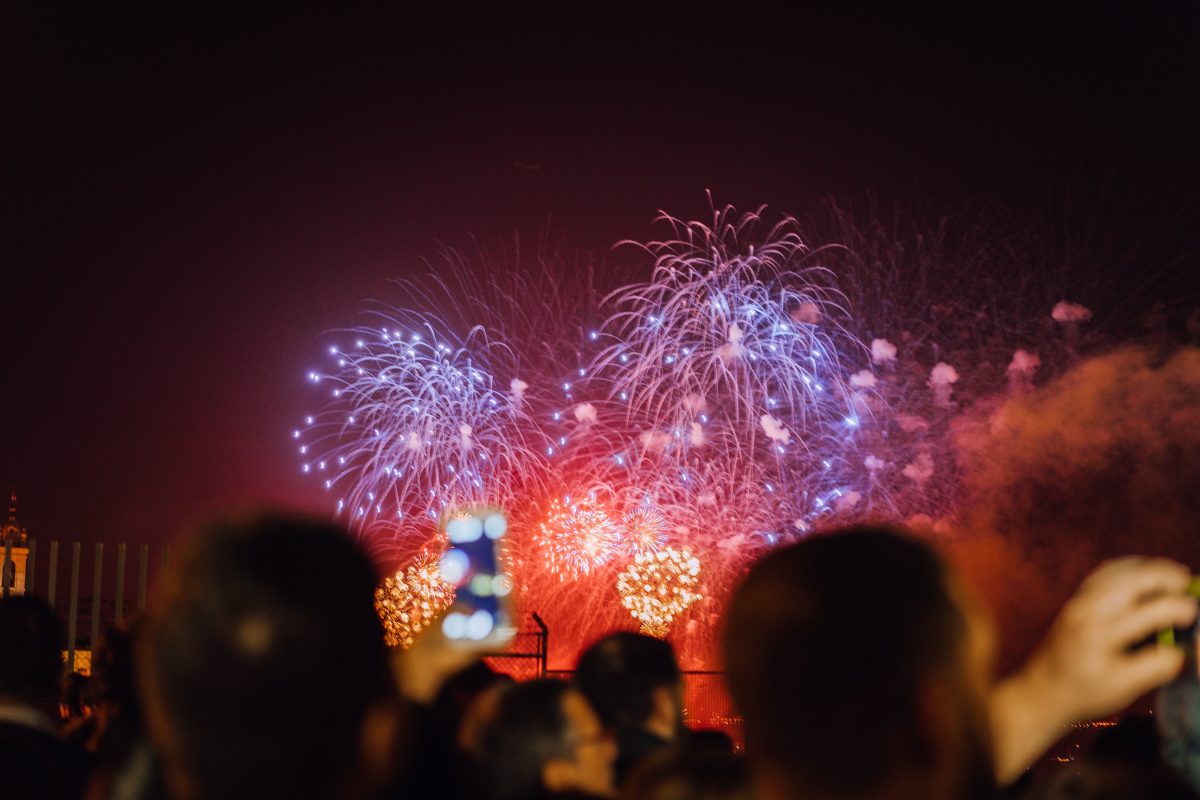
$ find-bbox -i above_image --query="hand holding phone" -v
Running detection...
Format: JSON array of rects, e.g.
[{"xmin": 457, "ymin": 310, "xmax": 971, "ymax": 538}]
[
  {"xmin": 438, "ymin": 507, "xmax": 517, "ymax": 648},
  {"xmin": 395, "ymin": 506, "xmax": 517, "ymax": 703}
]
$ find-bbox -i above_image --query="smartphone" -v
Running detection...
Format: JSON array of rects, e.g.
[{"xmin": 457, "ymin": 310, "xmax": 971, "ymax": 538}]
[
  {"xmin": 1157, "ymin": 578, "xmax": 1200, "ymax": 791},
  {"xmin": 1157, "ymin": 577, "xmax": 1200, "ymax": 649},
  {"xmin": 437, "ymin": 506, "xmax": 517, "ymax": 648}
]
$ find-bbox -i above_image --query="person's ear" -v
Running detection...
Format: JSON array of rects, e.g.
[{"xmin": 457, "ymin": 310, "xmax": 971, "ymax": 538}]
[
  {"xmin": 646, "ymin": 685, "xmax": 682, "ymax": 740},
  {"xmin": 543, "ymin": 757, "xmax": 575, "ymax": 792}
]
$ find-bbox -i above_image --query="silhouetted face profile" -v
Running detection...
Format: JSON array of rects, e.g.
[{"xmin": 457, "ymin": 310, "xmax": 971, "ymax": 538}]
[
  {"xmin": 548, "ymin": 688, "xmax": 618, "ymax": 797},
  {"xmin": 474, "ymin": 678, "xmax": 617, "ymax": 799},
  {"xmin": 136, "ymin": 514, "xmax": 396, "ymax": 800},
  {"xmin": 724, "ymin": 525, "xmax": 997, "ymax": 800}
]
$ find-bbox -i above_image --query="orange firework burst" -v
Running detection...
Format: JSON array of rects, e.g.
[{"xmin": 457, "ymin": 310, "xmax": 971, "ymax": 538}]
[
  {"xmin": 535, "ymin": 498, "xmax": 621, "ymax": 581},
  {"xmin": 620, "ymin": 503, "xmax": 669, "ymax": 556},
  {"xmin": 374, "ymin": 553, "xmax": 455, "ymax": 648},
  {"xmin": 617, "ymin": 547, "xmax": 702, "ymax": 637}
]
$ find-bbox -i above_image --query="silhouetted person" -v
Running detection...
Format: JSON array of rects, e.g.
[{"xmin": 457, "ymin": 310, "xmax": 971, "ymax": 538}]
[
  {"xmin": 1024, "ymin": 765, "xmax": 1200, "ymax": 800},
  {"xmin": 575, "ymin": 633, "xmax": 683, "ymax": 786},
  {"xmin": 624, "ymin": 747, "xmax": 752, "ymax": 800},
  {"xmin": 726, "ymin": 526, "xmax": 998, "ymax": 800},
  {"xmin": 135, "ymin": 514, "xmax": 403, "ymax": 800},
  {"xmin": 726, "ymin": 525, "xmax": 1199, "ymax": 800},
  {"xmin": 84, "ymin": 620, "xmax": 167, "ymax": 800},
  {"xmin": 0, "ymin": 595, "xmax": 91, "ymax": 799},
  {"xmin": 60, "ymin": 671, "xmax": 97, "ymax": 749},
  {"xmin": 471, "ymin": 678, "xmax": 616, "ymax": 800}
]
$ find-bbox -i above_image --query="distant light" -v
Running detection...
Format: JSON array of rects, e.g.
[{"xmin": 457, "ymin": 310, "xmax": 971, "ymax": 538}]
[
  {"xmin": 589, "ymin": 331, "xmax": 599, "ymax": 341},
  {"xmin": 443, "ymin": 612, "xmax": 468, "ymax": 640},
  {"xmin": 440, "ymin": 550, "xmax": 470, "ymax": 584},
  {"xmin": 447, "ymin": 516, "xmax": 484, "ymax": 543},
  {"xmin": 466, "ymin": 610, "xmax": 494, "ymax": 641},
  {"xmin": 484, "ymin": 513, "xmax": 507, "ymax": 539}
]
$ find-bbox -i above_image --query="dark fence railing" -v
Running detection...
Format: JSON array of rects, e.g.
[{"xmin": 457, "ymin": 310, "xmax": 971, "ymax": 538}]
[
  {"xmin": 483, "ymin": 611, "xmax": 549, "ymax": 680},
  {"xmin": 5, "ymin": 540, "xmax": 742, "ymax": 744},
  {"xmin": 2, "ymin": 538, "xmax": 173, "ymax": 673}
]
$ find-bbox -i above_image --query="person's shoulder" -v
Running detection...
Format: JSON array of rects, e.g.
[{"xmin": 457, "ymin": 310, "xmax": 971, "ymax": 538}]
[{"xmin": 0, "ymin": 722, "xmax": 92, "ymax": 799}]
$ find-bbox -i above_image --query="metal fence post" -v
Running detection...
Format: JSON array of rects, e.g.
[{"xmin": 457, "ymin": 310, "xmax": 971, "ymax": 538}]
[
  {"xmin": 532, "ymin": 612, "xmax": 548, "ymax": 678},
  {"xmin": 67, "ymin": 542, "xmax": 81, "ymax": 672},
  {"xmin": 115, "ymin": 543, "xmax": 126, "ymax": 625},
  {"xmin": 137, "ymin": 544, "xmax": 149, "ymax": 612},
  {"xmin": 48, "ymin": 541, "xmax": 58, "ymax": 608},
  {"xmin": 90, "ymin": 543, "xmax": 104, "ymax": 655}
]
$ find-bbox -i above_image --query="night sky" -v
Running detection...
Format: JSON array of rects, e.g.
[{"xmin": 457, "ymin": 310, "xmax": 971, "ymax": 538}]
[{"xmin": 6, "ymin": 4, "xmax": 1199, "ymax": 546}]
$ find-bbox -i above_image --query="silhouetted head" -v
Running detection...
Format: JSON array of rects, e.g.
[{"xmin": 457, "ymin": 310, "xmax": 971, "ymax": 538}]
[
  {"xmin": 576, "ymin": 632, "xmax": 682, "ymax": 737},
  {"xmin": 137, "ymin": 513, "xmax": 395, "ymax": 800},
  {"xmin": 624, "ymin": 747, "xmax": 752, "ymax": 800},
  {"xmin": 0, "ymin": 594, "xmax": 64, "ymax": 715},
  {"xmin": 724, "ymin": 525, "xmax": 995, "ymax": 800},
  {"xmin": 473, "ymin": 678, "xmax": 616, "ymax": 800}
]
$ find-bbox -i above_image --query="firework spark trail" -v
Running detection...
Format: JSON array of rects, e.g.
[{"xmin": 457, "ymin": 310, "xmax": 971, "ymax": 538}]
[
  {"xmin": 298, "ymin": 314, "xmax": 547, "ymax": 550},
  {"xmin": 375, "ymin": 552, "xmax": 456, "ymax": 648},
  {"xmin": 591, "ymin": 204, "xmax": 870, "ymax": 527},
  {"xmin": 617, "ymin": 547, "xmax": 703, "ymax": 637},
  {"xmin": 301, "ymin": 205, "xmax": 883, "ymax": 663}
]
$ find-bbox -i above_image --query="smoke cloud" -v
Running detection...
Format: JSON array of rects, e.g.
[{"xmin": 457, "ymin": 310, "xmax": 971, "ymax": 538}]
[{"xmin": 949, "ymin": 347, "xmax": 1200, "ymax": 668}]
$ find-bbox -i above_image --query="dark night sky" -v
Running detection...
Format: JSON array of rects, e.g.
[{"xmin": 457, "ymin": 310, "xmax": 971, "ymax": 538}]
[{"xmin": 5, "ymin": 4, "xmax": 1199, "ymax": 545}]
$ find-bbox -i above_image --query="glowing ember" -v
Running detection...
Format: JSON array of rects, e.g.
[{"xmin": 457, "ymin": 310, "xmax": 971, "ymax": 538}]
[
  {"xmin": 535, "ymin": 498, "xmax": 621, "ymax": 581},
  {"xmin": 617, "ymin": 547, "xmax": 703, "ymax": 637},
  {"xmin": 619, "ymin": 503, "xmax": 670, "ymax": 556},
  {"xmin": 374, "ymin": 553, "xmax": 455, "ymax": 648}
]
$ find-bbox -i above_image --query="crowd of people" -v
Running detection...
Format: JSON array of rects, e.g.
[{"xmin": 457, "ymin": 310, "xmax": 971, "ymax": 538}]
[
  {"xmin": 3, "ymin": 347, "xmax": 1200, "ymax": 800},
  {"xmin": 2, "ymin": 515, "xmax": 1198, "ymax": 800}
]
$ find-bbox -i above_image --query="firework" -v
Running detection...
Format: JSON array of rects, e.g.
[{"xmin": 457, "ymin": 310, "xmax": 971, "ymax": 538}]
[
  {"xmin": 617, "ymin": 547, "xmax": 703, "ymax": 637},
  {"xmin": 594, "ymin": 207, "xmax": 860, "ymax": 432},
  {"xmin": 374, "ymin": 553, "xmax": 456, "ymax": 648},
  {"xmin": 299, "ymin": 206, "xmax": 873, "ymax": 665},
  {"xmin": 618, "ymin": 502, "xmax": 670, "ymax": 556},
  {"xmin": 298, "ymin": 317, "xmax": 547, "ymax": 536},
  {"xmin": 590, "ymin": 205, "xmax": 867, "ymax": 524},
  {"xmin": 534, "ymin": 496, "xmax": 622, "ymax": 581}
]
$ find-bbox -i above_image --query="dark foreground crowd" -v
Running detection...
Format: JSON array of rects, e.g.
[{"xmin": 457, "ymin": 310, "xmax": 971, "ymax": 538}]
[
  {"xmin": 7, "ymin": 344, "xmax": 1200, "ymax": 800},
  {"xmin": 3, "ymin": 514, "xmax": 1200, "ymax": 800}
]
